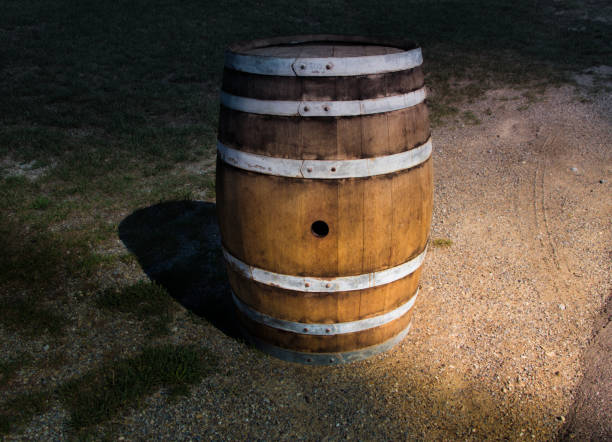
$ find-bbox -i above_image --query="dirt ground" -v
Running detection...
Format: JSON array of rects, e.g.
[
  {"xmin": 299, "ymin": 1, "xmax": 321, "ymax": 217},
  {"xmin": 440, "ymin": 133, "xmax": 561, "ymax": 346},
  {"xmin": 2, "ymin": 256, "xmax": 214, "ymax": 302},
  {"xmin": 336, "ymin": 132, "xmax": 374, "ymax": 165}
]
[{"xmin": 9, "ymin": 82, "xmax": 611, "ymax": 440}]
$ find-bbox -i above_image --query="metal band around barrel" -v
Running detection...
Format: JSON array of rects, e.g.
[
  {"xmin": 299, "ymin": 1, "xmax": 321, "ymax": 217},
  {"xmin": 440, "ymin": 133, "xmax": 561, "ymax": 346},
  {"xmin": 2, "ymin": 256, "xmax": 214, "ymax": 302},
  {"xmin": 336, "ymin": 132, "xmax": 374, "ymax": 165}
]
[
  {"xmin": 217, "ymin": 138, "xmax": 431, "ymax": 179},
  {"xmin": 232, "ymin": 290, "xmax": 417, "ymax": 336},
  {"xmin": 220, "ymin": 87, "xmax": 426, "ymax": 117},
  {"xmin": 239, "ymin": 321, "xmax": 412, "ymax": 365},
  {"xmin": 225, "ymin": 48, "xmax": 422, "ymax": 77},
  {"xmin": 222, "ymin": 247, "xmax": 426, "ymax": 293}
]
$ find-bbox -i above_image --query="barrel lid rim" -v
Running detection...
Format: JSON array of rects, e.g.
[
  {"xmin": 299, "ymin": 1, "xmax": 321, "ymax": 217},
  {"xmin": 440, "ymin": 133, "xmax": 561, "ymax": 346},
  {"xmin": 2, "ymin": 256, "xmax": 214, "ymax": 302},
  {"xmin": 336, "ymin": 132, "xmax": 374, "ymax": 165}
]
[{"xmin": 226, "ymin": 34, "xmax": 420, "ymax": 58}]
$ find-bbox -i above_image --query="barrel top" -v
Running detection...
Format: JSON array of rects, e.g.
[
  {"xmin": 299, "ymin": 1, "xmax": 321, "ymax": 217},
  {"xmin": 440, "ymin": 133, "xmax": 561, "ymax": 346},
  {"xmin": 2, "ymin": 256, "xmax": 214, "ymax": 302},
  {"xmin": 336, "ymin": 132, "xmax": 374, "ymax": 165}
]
[
  {"xmin": 228, "ymin": 35, "xmax": 417, "ymax": 57},
  {"xmin": 244, "ymin": 43, "xmax": 404, "ymax": 58},
  {"xmin": 225, "ymin": 35, "xmax": 421, "ymax": 77}
]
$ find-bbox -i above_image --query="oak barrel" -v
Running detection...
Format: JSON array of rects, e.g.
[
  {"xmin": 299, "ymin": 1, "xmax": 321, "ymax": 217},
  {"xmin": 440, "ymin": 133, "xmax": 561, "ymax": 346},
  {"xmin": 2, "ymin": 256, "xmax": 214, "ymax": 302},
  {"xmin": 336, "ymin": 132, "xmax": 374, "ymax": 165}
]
[{"xmin": 216, "ymin": 35, "xmax": 433, "ymax": 364}]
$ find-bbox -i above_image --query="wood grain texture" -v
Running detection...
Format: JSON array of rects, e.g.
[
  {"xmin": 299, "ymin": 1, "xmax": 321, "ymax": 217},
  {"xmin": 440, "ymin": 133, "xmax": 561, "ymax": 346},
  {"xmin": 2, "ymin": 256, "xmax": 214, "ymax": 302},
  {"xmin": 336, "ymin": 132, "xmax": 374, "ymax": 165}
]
[
  {"xmin": 237, "ymin": 306, "xmax": 414, "ymax": 353},
  {"xmin": 218, "ymin": 103, "xmax": 430, "ymax": 160},
  {"xmin": 227, "ymin": 267, "xmax": 422, "ymax": 323},
  {"xmin": 217, "ymin": 158, "xmax": 432, "ymax": 276},
  {"xmin": 221, "ymin": 67, "xmax": 424, "ymax": 101}
]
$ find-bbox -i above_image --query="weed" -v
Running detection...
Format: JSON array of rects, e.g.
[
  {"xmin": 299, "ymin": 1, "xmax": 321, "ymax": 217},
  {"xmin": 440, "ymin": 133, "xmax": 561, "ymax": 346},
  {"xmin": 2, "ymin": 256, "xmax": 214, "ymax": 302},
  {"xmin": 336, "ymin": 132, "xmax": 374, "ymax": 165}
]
[
  {"xmin": 522, "ymin": 90, "xmax": 541, "ymax": 103},
  {"xmin": 432, "ymin": 238, "xmax": 453, "ymax": 248},
  {"xmin": 119, "ymin": 253, "xmax": 138, "ymax": 265},
  {"xmin": 461, "ymin": 111, "xmax": 481, "ymax": 126},
  {"xmin": 59, "ymin": 345, "xmax": 217, "ymax": 430},
  {"xmin": 30, "ymin": 196, "xmax": 51, "ymax": 210}
]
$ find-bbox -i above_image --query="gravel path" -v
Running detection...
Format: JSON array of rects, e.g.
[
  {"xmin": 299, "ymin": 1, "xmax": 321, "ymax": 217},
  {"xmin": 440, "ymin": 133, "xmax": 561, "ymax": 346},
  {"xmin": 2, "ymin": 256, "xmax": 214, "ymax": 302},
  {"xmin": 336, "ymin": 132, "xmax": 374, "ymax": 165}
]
[{"xmin": 4, "ymin": 83, "xmax": 611, "ymax": 440}]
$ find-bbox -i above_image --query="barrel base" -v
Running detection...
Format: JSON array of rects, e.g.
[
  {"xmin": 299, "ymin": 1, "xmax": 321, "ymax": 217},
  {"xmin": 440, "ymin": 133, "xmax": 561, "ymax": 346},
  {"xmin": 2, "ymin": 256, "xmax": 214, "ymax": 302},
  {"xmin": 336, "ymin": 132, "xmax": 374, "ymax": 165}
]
[{"xmin": 239, "ymin": 321, "xmax": 412, "ymax": 365}]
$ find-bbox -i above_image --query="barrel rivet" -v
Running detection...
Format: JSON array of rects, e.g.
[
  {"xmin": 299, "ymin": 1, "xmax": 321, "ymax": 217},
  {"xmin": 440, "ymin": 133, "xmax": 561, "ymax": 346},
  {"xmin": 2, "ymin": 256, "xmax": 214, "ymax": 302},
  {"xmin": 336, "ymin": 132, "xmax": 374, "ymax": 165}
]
[
  {"xmin": 325, "ymin": 283, "xmax": 331, "ymax": 288},
  {"xmin": 307, "ymin": 358, "xmax": 312, "ymax": 362},
  {"xmin": 303, "ymin": 106, "xmax": 309, "ymax": 112},
  {"xmin": 329, "ymin": 358, "xmax": 334, "ymax": 362},
  {"xmin": 305, "ymin": 282, "xmax": 310, "ymax": 287},
  {"xmin": 326, "ymin": 64, "xmax": 331, "ymax": 70},
  {"xmin": 323, "ymin": 105, "xmax": 330, "ymax": 112},
  {"xmin": 307, "ymin": 167, "xmax": 312, "ymax": 173},
  {"xmin": 325, "ymin": 328, "xmax": 331, "ymax": 333},
  {"xmin": 303, "ymin": 327, "xmax": 309, "ymax": 332},
  {"xmin": 300, "ymin": 65, "xmax": 305, "ymax": 70},
  {"xmin": 331, "ymin": 167, "xmax": 336, "ymax": 172}
]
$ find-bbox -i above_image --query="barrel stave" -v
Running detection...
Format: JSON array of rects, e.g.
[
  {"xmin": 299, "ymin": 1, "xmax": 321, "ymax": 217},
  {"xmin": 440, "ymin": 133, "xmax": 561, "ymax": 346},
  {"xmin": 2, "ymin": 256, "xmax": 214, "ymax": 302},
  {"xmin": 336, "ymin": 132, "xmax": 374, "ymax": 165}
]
[
  {"xmin": 218, "ymin": 105, "xmax": 430, "ymax": 160},
  {"xmin": 217, "ymin": 159, "xmax": 432, "ymax": 276},
  {"xmin": 221, "ymin": 66, "xmax": 425, "ymax": 101}
]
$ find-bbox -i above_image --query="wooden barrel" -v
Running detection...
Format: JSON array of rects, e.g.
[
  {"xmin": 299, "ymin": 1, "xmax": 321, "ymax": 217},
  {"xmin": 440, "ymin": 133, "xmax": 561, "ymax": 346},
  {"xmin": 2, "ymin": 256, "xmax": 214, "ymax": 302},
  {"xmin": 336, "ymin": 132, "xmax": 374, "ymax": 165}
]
[{"xmin": 216, "ymin": 35, "xmax": 432, "ymax": 364}]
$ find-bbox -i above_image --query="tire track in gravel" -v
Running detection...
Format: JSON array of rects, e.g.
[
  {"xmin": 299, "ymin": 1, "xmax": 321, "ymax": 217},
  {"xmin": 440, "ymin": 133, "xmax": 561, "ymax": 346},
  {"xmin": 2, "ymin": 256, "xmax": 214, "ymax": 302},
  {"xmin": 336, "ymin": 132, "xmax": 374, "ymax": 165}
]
[{"xmin": 511, "ymin": 131, "xmax": 568, "ymax": 303}]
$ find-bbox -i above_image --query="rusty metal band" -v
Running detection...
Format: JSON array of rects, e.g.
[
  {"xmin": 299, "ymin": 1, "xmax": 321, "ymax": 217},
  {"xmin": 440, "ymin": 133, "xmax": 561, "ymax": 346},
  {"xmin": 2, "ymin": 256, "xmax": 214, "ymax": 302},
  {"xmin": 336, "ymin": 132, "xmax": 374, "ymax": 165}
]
[
  {"xmin": 238, "ymin": 320, "xmax": 412, "ymax": 365},
  {"xmin": 232, "ymin": 289, "xmax": 417, "ymax": 335},
  {"xmin": 222, "ymin": 247, "xmax": 426, "ymax": 293},
  {"xmin": 217, "ymin": 138, "xmax": 431, "ymax": 179},
  {"xmin": 225, "ymin": 48, "xmax": 422, "ymax": 77},
  {"xmin": 219, "ymin": 87, "xmax": 426, "ymax": 117}
]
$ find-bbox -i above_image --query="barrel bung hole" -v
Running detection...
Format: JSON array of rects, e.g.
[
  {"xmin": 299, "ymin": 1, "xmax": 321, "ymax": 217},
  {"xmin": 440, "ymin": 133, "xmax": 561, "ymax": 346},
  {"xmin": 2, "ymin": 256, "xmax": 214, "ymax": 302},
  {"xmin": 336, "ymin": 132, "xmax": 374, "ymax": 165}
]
[{"xmin": 311, "ymin": 220, "xmax": 329, "ymax": 238}]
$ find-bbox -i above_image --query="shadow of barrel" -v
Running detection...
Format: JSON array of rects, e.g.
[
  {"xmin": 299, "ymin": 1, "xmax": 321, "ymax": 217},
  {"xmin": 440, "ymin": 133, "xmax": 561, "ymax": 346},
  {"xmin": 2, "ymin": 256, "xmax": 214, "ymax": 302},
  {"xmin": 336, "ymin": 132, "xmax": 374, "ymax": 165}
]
[{"xmin": 118, "ymin": 200, "xmax": 240, "ymax": 339}]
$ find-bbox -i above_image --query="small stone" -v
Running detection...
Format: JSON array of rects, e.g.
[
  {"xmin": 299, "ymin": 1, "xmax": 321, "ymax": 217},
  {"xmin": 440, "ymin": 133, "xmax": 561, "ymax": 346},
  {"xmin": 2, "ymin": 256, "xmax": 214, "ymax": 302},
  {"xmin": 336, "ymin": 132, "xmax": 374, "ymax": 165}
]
[
  {"xmin": 600, "ymin": 179, "xmax": 606, "ymax": 184},
  {"xmin": 559, "ymin": 304, "xmax": 566, "ymax": 310},
  {"xmin": 556, "ymin": 416, "xmax": 566, "ymax": 423},
  {"xmin": 43, "ymin": 344, "xmax": 49, "ymax": 351},
  {"xmin": 570, "ymin": 167, "xmax": 578, "ymax": 173}
]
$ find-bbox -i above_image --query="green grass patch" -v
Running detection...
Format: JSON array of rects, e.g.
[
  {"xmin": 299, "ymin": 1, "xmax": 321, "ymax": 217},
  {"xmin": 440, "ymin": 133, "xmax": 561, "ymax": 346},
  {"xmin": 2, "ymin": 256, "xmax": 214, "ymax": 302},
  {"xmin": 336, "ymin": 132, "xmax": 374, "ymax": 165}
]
[
  {"xmin": 432, "ymin": 238, "xmax": 453, "ymax": 248},
  {"xmin": 30, "ymin": 195, "xmax": 51, "ymax": 210},
  {"xmin": 59, "ymin": 344, "xmax": 216, "ymax": 431},
  {"xmin": 0, "ymin": 294, "xmax": 68, "ymax": 336},
  {"xmin": 96, "ymin": 281, "xmax": 179, "ymax": 336},
  {"xmin": 461, "ymin": 111, "xmax": 481, "ymax": 126}
]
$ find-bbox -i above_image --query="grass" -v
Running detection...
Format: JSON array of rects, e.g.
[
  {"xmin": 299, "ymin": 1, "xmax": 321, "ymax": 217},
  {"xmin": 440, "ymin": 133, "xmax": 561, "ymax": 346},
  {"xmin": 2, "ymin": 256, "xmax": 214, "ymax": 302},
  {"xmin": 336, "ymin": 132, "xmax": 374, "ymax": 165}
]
[
  {"xmin": 96, "ymin": 281, "xmax": 179, "ymax": 336},
  {"xmin": 59, "ymin": 345, "xmax": 216, "ymax": 431},
  {"xmin": 0, "ymin": 294, "xmax": 68, "ymax": 337},
  {"xmin": 432, "ymin": 238, "xmax": 453, "ymax": 248},
  {"xmin": 0, "ymin": 345, "xmax": 216, "ymax": 435},
  {"xmin": 461, "ymin": 111, "xmax": 481, "ymax": 126}
]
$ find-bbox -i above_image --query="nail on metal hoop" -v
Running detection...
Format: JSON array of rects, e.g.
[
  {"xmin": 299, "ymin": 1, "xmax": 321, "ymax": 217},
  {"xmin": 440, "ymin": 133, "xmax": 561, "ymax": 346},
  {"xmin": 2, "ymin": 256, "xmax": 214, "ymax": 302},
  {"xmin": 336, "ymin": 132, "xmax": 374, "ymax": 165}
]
[
  {"xmin": 238, "ymin": 321, "xmax": 413, "ymax": 365},
  {"xmin": 225, "ymin": 47, "xmax": 422, "ymax": 77},
  {"xmin": 220, "ymin": 87, "xmax": 426, "ymax": 117},
  {"xmin": 232, "ymin": 290, "xmax": 418, "ymax": 335},
  {"xmin": 217, "ymin": 138, "xmax": 432, "ymax": 179},
  {"xmin": 222, "ymin": 247, "xmax": 427, "ymax": 293}
]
